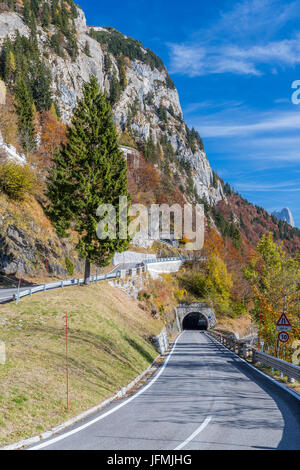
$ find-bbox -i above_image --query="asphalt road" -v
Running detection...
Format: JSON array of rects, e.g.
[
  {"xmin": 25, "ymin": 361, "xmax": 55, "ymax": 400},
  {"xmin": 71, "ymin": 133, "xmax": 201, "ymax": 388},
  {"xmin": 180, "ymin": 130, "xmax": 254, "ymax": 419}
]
[
  {"xmin": 29, "ymin": 331, "xmax": 300, "ymax": 450},
  {"xmin": 0, "ymin": 286, "xmax": 31, "ymax": 303}
]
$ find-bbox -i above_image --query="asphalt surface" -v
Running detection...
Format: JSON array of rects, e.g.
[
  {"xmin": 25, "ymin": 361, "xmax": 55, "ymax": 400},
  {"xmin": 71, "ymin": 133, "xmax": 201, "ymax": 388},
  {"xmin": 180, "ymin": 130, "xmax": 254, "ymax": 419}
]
[
  {"xmin": 0, "ymin": 286, "xmax": 31, "ymax": 302},
  {"xmin": 29, "ymin": 331, "xmax": 300, "ymax": 450}
]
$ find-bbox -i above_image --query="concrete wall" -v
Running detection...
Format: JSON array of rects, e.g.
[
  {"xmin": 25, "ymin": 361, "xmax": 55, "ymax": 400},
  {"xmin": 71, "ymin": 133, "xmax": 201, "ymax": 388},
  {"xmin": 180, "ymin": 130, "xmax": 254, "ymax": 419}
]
[
  {"xmin": 145, "ymin": 260, "xmax": 183, "ymax": 279},
  {"xmin": 152, "ymin": 328, "xmax": 169, "ymax": 354},
  {"xmin": 176, "ymin": 302, "xmax": 217, "ymax": 330},
  {"xmin": 112, "ymin": 251, "xmax": 156, "ymax": 266}
]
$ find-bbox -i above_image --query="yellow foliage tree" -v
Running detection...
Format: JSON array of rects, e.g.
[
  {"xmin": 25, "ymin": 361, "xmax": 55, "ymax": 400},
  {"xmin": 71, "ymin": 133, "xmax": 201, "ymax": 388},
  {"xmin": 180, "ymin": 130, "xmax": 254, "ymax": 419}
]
[{"xmin": 245, "ymin": 233, "xmax": 300, "ymax": 358}]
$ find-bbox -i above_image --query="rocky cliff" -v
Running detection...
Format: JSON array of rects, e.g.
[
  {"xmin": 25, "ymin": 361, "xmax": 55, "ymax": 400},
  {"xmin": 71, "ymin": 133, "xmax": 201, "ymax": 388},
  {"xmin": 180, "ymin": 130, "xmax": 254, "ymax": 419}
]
[
  {"xmin": 272, "ymin": 208, "xmax": 295, "ymax": 228},
  {"xmin": 0, "ymin": 4, "xmax": 224, "ymax": 206}
]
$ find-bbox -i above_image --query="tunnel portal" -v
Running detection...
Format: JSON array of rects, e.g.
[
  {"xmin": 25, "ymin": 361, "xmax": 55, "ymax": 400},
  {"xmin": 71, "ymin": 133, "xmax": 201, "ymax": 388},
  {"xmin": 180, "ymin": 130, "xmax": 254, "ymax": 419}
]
[{"xmin": 182, "ymin": 312, "xmax": 208, "ymax": 330}]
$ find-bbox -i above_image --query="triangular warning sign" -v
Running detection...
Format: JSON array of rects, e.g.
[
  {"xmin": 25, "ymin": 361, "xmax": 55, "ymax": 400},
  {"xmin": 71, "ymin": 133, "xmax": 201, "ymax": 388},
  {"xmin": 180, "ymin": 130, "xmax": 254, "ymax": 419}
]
[{"xmin": 276, "ymin": 313, "xmax": 291, "ymax": 326}]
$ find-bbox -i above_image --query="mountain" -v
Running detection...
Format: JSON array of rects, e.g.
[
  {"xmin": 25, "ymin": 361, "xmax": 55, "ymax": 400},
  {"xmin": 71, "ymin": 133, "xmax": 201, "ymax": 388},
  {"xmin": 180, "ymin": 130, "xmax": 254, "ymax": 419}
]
[
  {"xmin": 0, "ymin": 1, "xmax": 223, "ymax": 206},
  {"xmin": 0, "ymin": 0, "xmax": 299, "ymax": 280},
  {"xmin": 272, "ymin": 208, "xmax": 295, "ymax": 228},
  {"xmin": 215, "ymin": 185, "xmax": 300, "ymax": 254}
]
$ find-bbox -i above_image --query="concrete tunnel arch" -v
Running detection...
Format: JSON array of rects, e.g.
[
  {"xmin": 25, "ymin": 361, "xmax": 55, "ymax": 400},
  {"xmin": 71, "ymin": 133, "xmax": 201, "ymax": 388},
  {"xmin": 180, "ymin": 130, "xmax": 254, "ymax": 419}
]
[
  {"xmin": 176, "ymin": 302, "xmax": 217, "ymax": 331},
  {"xmin": 182, "ymin": 312, "xmax": 208, "ymax": 330}
]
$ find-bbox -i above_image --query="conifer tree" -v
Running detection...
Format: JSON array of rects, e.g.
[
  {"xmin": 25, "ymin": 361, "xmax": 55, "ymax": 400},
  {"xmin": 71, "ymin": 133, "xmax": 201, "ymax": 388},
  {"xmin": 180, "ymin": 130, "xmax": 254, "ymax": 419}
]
[
  {"xmin": 15, "ymin": 76, "xmax": 35, "ymax": 152},
  {"xmin": 46, "ymin": 75, "xmax": 131, "ymax": 284}
]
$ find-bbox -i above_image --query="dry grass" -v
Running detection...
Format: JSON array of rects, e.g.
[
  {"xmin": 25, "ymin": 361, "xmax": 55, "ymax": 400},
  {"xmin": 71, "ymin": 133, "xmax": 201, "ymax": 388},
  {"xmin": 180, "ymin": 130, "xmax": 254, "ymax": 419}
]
[
  {"xmin": 215, "ymin": 314, "xmax": 253, "ymax": 338},
  {"xmin": 0, "ymin": 282, "xmax": 162, "ymax": 445}
]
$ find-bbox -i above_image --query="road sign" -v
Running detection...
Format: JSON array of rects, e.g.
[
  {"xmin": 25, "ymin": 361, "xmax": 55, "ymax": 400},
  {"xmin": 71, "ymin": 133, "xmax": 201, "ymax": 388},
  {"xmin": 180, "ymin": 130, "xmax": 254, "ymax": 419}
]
[
  {"xmin": 278, "ymin": 331, "xmax": 289, "ymax": 343},
  {"xmin": 276, "ymin": 313, "xmax": 292, "ymax": 332}
]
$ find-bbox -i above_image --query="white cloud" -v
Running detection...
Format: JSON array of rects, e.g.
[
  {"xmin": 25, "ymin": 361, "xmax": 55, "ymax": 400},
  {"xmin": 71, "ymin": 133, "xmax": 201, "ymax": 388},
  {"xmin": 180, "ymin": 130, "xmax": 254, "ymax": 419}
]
[
  {"xmin": 168, "ymin": 0, "xmax": 300, "ymax": 76},
  {"xmin": 194, "ymin": 111, "xmax": 300, "ymax": 137},
  {"xmin": 235, "ymin": 181, "xmax": 300, "ymax": 191}
]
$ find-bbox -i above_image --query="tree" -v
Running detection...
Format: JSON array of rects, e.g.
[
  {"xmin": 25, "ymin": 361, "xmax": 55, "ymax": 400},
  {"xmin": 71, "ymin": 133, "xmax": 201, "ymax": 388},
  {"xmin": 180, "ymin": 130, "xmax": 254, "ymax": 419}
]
[
  {"xmin": 46, "ymin": 75, "xmax": 131, "ymax": 284},
  {"xmin": 36, "ymin": 109, "xmax": 67, "ymax": 172},
  {"xmin": 14, "ymin": 77, "xmax": 35, "ymax": 152},
  {"xmin": 32, "ymin": 61, "xmax": 52, "ymax": 111},
  {"xmin": 245, "ymin": 233, "xmax": 300, "ymax": 357},
  {"xmin": 84, "ymin": 40, "xmax": 91, "ymax": 57}
]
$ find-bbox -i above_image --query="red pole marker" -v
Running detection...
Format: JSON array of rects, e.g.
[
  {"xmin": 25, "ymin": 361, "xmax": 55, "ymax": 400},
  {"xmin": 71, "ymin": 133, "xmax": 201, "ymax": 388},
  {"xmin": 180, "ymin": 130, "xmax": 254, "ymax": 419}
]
[{"xmin": 66, "ymin": 312, "xmax": 70, "ymax": 411}]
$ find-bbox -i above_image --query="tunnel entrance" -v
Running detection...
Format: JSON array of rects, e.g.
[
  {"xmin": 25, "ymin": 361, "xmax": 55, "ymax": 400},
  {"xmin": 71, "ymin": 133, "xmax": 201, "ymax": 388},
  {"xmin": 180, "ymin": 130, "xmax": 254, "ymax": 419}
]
[{"xmin": 182, "ymin": 312, "xmax": 208, "ymax": 330}]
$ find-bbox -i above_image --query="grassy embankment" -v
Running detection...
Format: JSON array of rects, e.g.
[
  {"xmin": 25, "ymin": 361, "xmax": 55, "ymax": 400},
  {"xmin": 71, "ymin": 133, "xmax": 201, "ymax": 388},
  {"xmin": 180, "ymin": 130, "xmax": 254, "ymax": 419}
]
[{"xmin": 0, "ymin": 282, "xmax": 163, "ymax": 446}]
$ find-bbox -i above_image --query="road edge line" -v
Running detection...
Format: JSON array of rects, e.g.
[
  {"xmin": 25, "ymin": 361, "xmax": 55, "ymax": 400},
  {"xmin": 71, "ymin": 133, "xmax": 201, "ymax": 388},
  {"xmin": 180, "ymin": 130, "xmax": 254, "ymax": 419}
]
[{"xmin": 1, "ymin": 333, "xmax": 182, "ymax": 451}]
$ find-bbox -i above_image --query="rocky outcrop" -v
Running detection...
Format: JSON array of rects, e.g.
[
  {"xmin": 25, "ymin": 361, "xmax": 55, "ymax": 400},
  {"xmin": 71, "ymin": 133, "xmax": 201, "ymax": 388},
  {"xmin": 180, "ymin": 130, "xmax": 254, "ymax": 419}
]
[
  {"xmin": 0, "ymin": 193, "xmax": 82, "ymax": 278},
  {"xmin": 272, "ymin": 208, "xmax": 295, "ymax": 227},
  {"xmin": 0, "ymin": 6, "xmax": 224, "ymax": 206},
  {"xmin": 0, "ymin": 130, "xmax": 26, "ymax": 164}
]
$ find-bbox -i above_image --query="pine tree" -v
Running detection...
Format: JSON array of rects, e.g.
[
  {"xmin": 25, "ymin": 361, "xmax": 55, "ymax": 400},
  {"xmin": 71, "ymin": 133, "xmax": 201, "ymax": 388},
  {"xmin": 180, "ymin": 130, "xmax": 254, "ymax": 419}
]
[
  {"xmin": 109, "ymin": 71, "xmax": 121, "ymax": 106},
  {"xmin": 46, "ymin": 76, "xmax": 131, "ymax": 284},
  {"xmin": 84, "ymin": 40, "xmax": 91, "ymax": 57},
  {"xmin": 15, "ymin": 77, "xmax": 35, "ymax": 152},
  {"xmin": 42, "ymin": 2, "xmax": 51, "ymax": 28}
]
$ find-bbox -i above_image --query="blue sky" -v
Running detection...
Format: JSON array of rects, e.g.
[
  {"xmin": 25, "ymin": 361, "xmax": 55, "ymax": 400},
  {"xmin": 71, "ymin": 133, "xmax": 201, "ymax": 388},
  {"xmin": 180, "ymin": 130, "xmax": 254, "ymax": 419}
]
[{"xmin": 77, "ymin": 0, "xmax": 300, "ymax": 227}]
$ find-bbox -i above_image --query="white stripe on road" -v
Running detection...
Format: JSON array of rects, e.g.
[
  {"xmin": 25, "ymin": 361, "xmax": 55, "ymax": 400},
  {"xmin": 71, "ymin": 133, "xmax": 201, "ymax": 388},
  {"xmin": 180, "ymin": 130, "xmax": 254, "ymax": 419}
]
[
  {"xmin": 31, "ymin": 332, "xmax": 183, "ymax": 450},
  {"xmin": 174, "ymin": 416, "xmax": 212, "ymax": 451}
]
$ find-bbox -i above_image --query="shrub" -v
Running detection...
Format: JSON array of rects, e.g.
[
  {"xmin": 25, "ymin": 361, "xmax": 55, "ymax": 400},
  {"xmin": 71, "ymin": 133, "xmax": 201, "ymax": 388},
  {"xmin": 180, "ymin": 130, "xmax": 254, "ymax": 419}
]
[
  {"xmin": 0, "ymin": 162, "xmax": 36, "ymax": 199},
  {"xmin": 65, "ymin": 257, "xmax": 74, "ymax": 276}
]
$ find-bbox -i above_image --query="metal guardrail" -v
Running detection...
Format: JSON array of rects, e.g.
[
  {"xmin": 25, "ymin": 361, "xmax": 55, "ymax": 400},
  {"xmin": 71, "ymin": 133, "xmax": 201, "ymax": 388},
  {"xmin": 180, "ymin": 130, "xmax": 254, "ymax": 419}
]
[
  {"xmin": 15, "ymin": 271, "xmax": 122, "ymax": 303},
  {"xmin": 143, "ymin": 256, "xmax": 206, "ymax": 264},
  {"xmin": 207, "ymin": 330, "xmax": 300, "ymax": 383},
  {"xmin": 13, "ymin": 256, "xmax": 188, "ymax": 303},
  {"xmin": 143, "ymin": 256, "xmax": 188, "ymax": 264},
  {"xmin": 253, "ymin": 350, "xmax": 300, "ymax": 382}
]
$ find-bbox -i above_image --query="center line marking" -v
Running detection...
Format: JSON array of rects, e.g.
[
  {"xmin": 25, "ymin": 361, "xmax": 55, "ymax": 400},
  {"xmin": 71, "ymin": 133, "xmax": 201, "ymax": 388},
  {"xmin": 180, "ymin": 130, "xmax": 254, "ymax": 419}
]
[{"xmin": 174, "ymin": 416, "xmax": 212, "ymax": 450}]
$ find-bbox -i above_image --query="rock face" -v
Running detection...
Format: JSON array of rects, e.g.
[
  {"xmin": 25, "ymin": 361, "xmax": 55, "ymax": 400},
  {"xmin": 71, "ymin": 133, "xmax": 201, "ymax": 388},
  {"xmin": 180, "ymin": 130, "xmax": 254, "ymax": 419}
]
[
  {"xmin": 0, "ymin": 198, "xmax": 83, "ymax": 277},
  {"xmin": 272, "ymin": 208, "xmax": 295, "ymax": 227},
  {"xmin": 0, "ymin": 6, "xmax": 224, "ymax": 206},
  {"xmin": 0, "ymin": 130, "xmax": 26, "ymax": 164}
]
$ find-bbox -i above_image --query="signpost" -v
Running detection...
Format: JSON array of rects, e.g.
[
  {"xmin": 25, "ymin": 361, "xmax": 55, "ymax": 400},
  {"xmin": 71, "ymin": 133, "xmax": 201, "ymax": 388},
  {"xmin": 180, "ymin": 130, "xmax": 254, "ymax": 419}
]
[
  {"xmin": 276, "ymin": 313, "xmax": 292, "ymax": 363},
  {"xmin": 276, "ymin": 313, "xmax": 291, "ymax": 332},
  {"xmin": 278, "ymin": 331, "xmax": 289, "ymax": 343}
]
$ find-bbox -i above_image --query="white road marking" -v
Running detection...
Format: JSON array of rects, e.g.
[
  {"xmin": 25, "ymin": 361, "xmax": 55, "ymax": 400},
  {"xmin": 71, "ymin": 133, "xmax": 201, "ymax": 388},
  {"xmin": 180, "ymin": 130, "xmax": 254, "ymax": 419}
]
[
  {"xmin": 174, "ymin": 416, "xmax": 212, "ymax": 450},
  {"xmin": 30, "ymin": 332, "xmax": 183, "ymax": 450}
]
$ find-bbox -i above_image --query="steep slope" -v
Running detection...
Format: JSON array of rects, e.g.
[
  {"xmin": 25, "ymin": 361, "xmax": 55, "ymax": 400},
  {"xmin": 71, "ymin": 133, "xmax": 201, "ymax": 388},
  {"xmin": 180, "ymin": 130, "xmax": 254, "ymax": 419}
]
[
  {"xmin": 215, "ymin": 183, "xmax": 300, "ymax": 254},
  {"xmin": 0, "ymin": 1, "xmax": 223, "ymax": 206},
  {"xmin": 0, "ymin": 0, "xmax": 298, "ymax": 281}
]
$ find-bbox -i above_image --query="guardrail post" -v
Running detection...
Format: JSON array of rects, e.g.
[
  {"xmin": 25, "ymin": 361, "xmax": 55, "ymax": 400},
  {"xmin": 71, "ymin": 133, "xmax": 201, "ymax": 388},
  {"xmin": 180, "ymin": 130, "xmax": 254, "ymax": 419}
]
[
  {"xmin": 44, "ymin": 284, "xmax": 46, "ymax": 291},
  {"xmin": 243, "ymin": 344, "xmax": 249, "ymax": 360},
  {"xmin": 30, "ymin": 288, "xmax": 32, "ymax": 297},
  {"xmin": 61, "ymin": 281, "xmax": 64, "ymax": 288},
  {"xmin": 120, "ymin": 270, "xmax": 126, "ymax": 280}
]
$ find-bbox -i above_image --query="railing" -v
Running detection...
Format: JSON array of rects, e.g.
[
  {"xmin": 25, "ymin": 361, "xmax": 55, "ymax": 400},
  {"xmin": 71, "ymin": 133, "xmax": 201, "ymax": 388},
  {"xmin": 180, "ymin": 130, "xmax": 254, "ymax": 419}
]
[
  {"xmin": 15, "ymin": 271, "xmax": 121, "ymax": 303},
  {"xmin": 207, "ymin": 330, "xmax": 300, "ymax": 384},
  {"xmin": 143, "ymin": 256, "xmax": 206, "ymax": 264},
  {"xmin": 13, "ymin": 256, "xmax": 188, "ymax": 303}
]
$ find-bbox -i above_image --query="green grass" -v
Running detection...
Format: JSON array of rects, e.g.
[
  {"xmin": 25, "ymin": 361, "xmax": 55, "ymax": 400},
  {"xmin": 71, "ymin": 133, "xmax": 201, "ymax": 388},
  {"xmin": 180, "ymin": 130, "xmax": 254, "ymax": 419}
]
[{"xmin": 0, "ymin": 282, "xmax": 162, "ymax": 446}]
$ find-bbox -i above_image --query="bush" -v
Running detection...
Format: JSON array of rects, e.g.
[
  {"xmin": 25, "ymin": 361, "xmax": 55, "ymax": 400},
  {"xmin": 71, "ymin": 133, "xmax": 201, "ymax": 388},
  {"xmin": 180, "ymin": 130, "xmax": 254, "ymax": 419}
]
[
  {"xmin": 0, "ymin": 162, "xmax": 36, "ymax": 199},
  {"xmin": 65, "ymin": 257, "xmax": 74, "ymax": 276}
]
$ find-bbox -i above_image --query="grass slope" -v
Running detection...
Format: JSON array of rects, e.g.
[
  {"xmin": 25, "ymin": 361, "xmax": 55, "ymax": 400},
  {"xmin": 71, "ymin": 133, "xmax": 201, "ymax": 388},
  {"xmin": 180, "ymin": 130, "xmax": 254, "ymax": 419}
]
[{"xmin": 0, "ymin": 282, "xmax": 162, "ymax": 446}]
